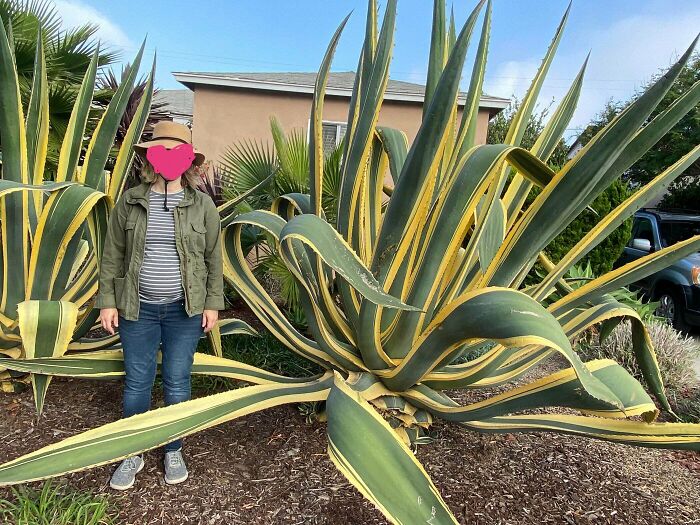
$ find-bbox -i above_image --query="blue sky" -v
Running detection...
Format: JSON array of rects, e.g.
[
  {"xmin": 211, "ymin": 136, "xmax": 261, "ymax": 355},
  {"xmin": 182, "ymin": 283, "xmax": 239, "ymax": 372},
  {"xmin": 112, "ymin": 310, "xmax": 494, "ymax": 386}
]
[{"xmin": 55, "ymin": 0, "xmax": 700, "ymax": 138}]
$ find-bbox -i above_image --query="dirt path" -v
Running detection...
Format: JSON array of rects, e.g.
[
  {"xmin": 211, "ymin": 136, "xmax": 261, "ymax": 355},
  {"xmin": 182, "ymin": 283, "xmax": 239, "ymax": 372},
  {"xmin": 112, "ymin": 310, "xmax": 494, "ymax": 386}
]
[{"xmin": 1, "ymin": 377, "xmax": 699, "ymax": 524}]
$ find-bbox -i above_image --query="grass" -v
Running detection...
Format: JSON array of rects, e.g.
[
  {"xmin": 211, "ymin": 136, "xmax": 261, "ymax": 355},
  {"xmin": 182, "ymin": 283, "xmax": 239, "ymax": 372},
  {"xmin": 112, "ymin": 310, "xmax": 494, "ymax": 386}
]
[
  {"xmin": 0, "ymin": 482, "xmax": 113, "ymax": 525},
  {"xmin": 191, "ymin": 330, "xmax": 323, "ymax": 393}
]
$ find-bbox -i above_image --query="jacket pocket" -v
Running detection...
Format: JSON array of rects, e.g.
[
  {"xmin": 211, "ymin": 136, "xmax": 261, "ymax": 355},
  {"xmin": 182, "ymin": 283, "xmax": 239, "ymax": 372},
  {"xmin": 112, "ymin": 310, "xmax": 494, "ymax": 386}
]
[
  {"xmin": 189, "ymin": 265, "xmax": 208, "ymax": 310},
  {"xmin": 124, "ymin": 220, "xmax": 136, "ymax": 266},
  {"xmin": 114, "ymin": 276, "xmax": 126, "ymax": 309},
  {"xmin": 189, "ymin": 221, "xmax": 207, "ymax": 254}
]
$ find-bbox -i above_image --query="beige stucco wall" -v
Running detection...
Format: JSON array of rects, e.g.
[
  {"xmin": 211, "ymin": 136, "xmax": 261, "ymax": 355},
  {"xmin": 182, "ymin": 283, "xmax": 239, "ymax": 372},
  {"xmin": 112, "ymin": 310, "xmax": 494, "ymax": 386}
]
[{"xmin": 191, "ymin": 85, "xmax": 494, "ymax": 164}]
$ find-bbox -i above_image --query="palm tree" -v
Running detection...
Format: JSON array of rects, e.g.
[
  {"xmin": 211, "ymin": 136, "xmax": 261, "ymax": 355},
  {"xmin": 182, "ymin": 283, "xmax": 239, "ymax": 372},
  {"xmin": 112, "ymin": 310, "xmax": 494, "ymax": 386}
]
[
  {"xmin": 218, "ymin": 116, "xmax": 344, "ymax": 320},
  {"xmin": 0, "ymin": 0, "xmax": 117, "ymax": 174}
]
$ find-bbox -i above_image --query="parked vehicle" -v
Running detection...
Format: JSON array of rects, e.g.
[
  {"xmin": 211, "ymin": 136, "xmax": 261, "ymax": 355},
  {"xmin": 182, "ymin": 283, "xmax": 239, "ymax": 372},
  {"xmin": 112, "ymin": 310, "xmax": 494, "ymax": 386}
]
[{"xmin": 615, "ymin": 210, "xmax": 700, "ymax": 330}]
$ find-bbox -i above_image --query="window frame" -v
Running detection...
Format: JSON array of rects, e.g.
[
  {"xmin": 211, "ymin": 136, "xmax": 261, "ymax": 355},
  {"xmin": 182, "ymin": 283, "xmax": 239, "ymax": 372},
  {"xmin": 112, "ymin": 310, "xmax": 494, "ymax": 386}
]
[{"xmin": 308, "ymin": 119, "xmax": 348, "ymax": 151}]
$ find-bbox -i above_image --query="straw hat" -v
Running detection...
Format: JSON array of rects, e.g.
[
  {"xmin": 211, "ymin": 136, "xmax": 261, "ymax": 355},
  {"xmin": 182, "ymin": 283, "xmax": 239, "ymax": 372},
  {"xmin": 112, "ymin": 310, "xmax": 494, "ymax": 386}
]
[{"xmin": 134, "ymin": 121, "xmax": 205, "ymax": 166}]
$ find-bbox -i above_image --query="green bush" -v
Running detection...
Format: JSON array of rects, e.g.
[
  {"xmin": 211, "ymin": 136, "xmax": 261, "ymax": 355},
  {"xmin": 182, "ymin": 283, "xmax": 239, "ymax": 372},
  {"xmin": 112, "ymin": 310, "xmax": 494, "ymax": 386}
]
[
  {"xmin": 578, "ymin": 319, "xmax": 700, "ymax": 421},
  {"xmin": 544, "ymin": 179, "xmax": 633, "ymax": 275}
]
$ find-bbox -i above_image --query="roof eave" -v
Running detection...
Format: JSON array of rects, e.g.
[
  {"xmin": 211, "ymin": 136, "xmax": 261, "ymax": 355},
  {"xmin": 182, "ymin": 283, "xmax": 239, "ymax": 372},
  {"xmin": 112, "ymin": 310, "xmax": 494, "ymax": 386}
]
[{"xmin": 173, "ymin": 72, "xmax": 510, "ymax": 110}]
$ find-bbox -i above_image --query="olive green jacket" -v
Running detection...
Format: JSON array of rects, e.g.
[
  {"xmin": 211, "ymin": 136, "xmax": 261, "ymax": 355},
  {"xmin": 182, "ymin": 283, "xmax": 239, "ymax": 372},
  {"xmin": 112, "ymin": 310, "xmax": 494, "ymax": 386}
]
[{"xmin": 95, "ymin": 182, "xmax": 225, "ymax": 321}]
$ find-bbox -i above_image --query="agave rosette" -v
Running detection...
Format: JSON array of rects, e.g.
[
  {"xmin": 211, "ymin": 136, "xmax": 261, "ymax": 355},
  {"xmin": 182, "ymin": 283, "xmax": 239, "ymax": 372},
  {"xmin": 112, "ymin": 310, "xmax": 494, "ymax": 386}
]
[
  {"xmin": 0, "ymin": 27, "xmax": 254, "ymax": 402},
  {"xmin": 2, "ymin": 1, "xmax": 700, "ymax": 523},
  {"xmin": 0, "ymin": 23, "xmax": 154, "ymax": 403}
]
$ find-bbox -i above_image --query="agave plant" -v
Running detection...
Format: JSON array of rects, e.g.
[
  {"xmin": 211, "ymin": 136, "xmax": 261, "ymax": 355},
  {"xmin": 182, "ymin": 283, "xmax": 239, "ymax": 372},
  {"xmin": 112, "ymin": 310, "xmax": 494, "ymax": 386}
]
[
  {"xmin": 0, "ymin": 23, "xmax": 152, "ymax": 398},
  {"xmin": 0, "ymin": 26, "xmax": 253, "ymax": 400},
  {"xmin": 219, "ymin": 116, "xmax": 344, "ymax": 317},
  {"xmin": 2, "ymin": 1, "xmax": 700, "ymax": 524}
]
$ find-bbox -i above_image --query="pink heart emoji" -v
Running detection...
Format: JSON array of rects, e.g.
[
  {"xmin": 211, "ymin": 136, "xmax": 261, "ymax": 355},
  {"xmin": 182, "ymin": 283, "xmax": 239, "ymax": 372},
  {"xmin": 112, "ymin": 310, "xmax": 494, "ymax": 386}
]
[{"xmin": 146, "ymin": 144, "xmax": 195, "ymax": 181}]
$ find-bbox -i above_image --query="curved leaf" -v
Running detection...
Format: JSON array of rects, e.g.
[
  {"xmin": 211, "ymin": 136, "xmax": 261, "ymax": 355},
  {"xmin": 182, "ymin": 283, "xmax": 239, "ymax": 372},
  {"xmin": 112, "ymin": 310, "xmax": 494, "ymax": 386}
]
[
  {"xmin": 0, "ymin": 373, "xmax": 334, "ymax": 486},
  {"xmin": 327, "ymin": 372, "xmax": 458, "ymax": 524}
]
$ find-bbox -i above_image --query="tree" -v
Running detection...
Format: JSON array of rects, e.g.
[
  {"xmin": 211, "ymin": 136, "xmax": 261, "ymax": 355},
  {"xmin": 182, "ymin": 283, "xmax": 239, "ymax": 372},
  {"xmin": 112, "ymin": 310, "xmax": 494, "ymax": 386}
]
[
  {"xmin": 487, "ymin": 98, "xmax": 569, "ymax": 167},
  {"xmin": 573, "ymin": 54, "xmax": 700, "ymax": 212},
  {"xmin": 488, "ymin": 98, "xmax": 632, "ymax": 275},
  {"xmin": 0, "ymin": 0, "xmax": 117, "ymax": 174}
]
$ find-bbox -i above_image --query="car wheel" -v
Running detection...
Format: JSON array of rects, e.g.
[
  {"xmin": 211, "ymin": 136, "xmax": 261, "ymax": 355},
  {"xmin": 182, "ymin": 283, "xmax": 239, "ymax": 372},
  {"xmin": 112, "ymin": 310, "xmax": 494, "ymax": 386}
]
[{"xmin": 655, "ymin": 289, "xmax": 689, "ymax": 332}]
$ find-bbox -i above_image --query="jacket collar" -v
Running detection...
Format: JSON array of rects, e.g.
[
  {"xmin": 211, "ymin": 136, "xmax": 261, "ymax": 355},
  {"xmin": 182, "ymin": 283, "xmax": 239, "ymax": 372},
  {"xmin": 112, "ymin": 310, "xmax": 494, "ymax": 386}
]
[{"xmin": 125, "ymin": 181, "xmax": 196, "ymax": 208}]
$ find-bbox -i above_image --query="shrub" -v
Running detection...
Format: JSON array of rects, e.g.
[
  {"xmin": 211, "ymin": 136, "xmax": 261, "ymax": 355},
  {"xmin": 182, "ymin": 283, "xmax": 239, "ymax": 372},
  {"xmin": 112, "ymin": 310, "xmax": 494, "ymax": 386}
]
[{"xmin": 580, "ymin": 320, "xmax": 700, "ymax": 392}]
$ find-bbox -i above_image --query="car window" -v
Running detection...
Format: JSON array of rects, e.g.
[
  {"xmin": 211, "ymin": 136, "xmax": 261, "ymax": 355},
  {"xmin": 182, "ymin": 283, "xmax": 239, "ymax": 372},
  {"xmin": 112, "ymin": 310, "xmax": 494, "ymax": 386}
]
[
  {"xmin": 630, "ymin": 217, "xmax": 654, "ymax": 247},
  {"xmin": 658, "ymin": 221, "xmax": 700, "ymax": 247}
]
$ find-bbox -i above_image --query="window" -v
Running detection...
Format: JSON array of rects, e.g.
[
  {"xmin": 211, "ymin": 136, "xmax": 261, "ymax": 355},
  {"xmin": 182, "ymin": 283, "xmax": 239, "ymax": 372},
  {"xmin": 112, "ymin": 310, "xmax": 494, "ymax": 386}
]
[
  {"xmin": 630, "ymin": 217, "xmax": 654, "ymax": 246},
  {"xmin": 321, "ymin": 121, "xmax": 347, "ymax": 153},
  {"xmin": 658, "ymin": 221, "xmax": 700, "ymax": 248}
]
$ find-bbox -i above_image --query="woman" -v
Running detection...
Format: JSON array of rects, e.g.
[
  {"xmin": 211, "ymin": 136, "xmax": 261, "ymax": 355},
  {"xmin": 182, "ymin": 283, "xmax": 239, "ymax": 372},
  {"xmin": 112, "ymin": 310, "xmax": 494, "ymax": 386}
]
[{"xmin": 96, "ymin": 121, "xmax": 224, "ymax": 490}]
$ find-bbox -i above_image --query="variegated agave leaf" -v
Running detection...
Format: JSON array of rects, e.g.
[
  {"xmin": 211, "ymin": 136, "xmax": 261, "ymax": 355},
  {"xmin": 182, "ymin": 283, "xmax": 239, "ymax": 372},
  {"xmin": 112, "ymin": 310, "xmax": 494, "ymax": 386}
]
[{"xmin": 2, "ymin": 2, "xmax": 700, "ymax": 525}]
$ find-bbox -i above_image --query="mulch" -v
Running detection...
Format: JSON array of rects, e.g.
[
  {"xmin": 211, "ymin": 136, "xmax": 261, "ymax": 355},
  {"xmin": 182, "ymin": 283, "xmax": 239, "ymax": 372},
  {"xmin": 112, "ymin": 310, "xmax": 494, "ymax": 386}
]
[
  {"xmin": 3, "ymin": 307, "xmax": 700, "ymax": 524},
  {"xmin": 1, "ymin": 366, "xmax": 700, "ymax": 525}
]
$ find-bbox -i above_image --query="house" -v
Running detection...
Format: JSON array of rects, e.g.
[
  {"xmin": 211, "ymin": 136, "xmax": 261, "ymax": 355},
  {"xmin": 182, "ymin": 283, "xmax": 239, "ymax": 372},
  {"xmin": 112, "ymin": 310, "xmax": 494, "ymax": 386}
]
[
  {"xmin": 166, "ymin": 71, "xmax": 509, "ymax": 163},
  {"xmin": 566, "ymin": 134, "xmax": 585, "ymax": 160},
  {"xmin": 153, "ymin": 89, "xmax": 194, "ymax": 126}
]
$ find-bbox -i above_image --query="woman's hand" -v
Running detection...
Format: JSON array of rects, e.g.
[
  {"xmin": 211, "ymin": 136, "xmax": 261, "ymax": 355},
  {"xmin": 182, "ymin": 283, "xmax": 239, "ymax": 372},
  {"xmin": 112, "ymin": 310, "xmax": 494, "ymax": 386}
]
[
  {"xmin": 99, "ymin": 308, "xmax": 119, "ymax": 335},
  {"xmin": 202, "ymin": 309, "xmax": 218, "ymax": 333}
]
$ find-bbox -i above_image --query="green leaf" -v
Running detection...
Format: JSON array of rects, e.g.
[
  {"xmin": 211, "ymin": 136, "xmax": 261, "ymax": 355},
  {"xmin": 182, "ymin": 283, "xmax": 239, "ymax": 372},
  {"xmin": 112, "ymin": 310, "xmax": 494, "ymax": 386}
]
[
  {"xmin": 109, "ymin": 54, "xmax": 156, "ymax": 200},
  {"xmin": 326, "ymin": 372, "xmax": 458, "ymax": 524},
  {"xmin": 309, "ymin": 13, "xmax": 350, "ymax": 215},
  {"xmin": 406, "ymin": 359, "xmax": 656, "ymax": 422},
  {"xmin": 384, "ymin": 287, "xmax": 622, "ymax": 410},
  {"xmin": 462, "ymin": 414, "xmax": 700, "ymax": 451},
  {"xmin": 82, "ymin": 40, "xmax": 145, "ymax": 189},
  {"xmin": 17, "ymin": 300, "xmax": 78, "ymax": 414},
  {"xmin": 424, "ymin": 0, "xmax": 447, "ymax": 117},
  {"xmin": 0, "ymin": 374, "xmax": 334, "ymax": 486},
  {"xmin": 55, "ymin": 48, "xmax": 99, "ymax": 183},
  {"xmin": 280, "ymin": 214, "xmax": 419, "ymax": 311}
]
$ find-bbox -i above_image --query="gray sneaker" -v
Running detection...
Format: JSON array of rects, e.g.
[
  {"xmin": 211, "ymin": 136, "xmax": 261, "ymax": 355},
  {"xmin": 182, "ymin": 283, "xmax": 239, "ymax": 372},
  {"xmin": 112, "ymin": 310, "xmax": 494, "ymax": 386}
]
[
  {"xmin": 164, "ymin": 449, "xmax": 188, "ymax": 485},
  {"xmin": 109, "ymin": 456, "xmax": 144, "ymax": 491}
]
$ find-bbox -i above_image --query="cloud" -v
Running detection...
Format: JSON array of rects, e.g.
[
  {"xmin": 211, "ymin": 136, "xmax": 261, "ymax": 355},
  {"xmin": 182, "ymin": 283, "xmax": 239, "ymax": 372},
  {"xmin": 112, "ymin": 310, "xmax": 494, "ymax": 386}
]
[
  {"xmin": 54, "ymin": 0, "xmax": 132, "ymax": 50},
  {"xmin": 484, "ymin": 3, "xmax": 700, "ymax": 141},
  {"xmin": 483, "ymin": 59, "xmax": 540, "ymax": 100}
]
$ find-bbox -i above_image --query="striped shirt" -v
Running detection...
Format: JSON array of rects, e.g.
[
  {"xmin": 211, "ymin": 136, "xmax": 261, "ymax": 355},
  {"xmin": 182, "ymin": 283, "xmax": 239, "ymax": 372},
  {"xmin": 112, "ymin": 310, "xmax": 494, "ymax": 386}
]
[{"xmin": 138, "ymin": 189, "xmax": 185, "ymax": 303}]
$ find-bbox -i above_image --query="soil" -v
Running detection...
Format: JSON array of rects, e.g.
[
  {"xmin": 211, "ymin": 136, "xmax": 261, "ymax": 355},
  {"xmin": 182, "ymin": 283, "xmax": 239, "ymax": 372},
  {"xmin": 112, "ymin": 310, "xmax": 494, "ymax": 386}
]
[
  {"xmin": 1, "ymin": 369, "xmax": 699, "ymax": 525},
  {"xmin": 2, "ymin": 311, "xmax": 700, "ymax": 524}
]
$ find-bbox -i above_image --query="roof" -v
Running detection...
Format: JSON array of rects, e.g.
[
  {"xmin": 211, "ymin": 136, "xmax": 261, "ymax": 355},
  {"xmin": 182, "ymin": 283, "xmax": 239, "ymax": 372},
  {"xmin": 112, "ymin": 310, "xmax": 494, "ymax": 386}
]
[
  {"xmin": 638, "ymin": 209, "xmax": 700, "ymax": 222},
  {"xmin": 172, "ymin": 71, "xmax": 510, "ymax": 111},
  {"xmin": 154, "ymin": 89, "xmax": 193, "ymax": 118}
]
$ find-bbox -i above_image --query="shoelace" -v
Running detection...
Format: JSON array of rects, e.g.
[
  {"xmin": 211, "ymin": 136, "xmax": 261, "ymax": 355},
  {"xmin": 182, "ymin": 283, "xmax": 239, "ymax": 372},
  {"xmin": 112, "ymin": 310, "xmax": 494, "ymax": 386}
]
[
  {"xmin": 167, "ymin": 453, "xmax": 182, "ymax": 469},
  {"xmin": 120, "ymin": 457, "xmax": 138, "ymax": 472}
]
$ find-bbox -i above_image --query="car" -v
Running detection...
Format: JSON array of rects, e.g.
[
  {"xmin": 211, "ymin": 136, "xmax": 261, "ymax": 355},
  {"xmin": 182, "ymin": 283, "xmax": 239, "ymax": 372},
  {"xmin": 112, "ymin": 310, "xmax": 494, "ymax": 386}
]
[{"xmin": 614, "ymin": 210, "xmax": 700, "ymax": 331}]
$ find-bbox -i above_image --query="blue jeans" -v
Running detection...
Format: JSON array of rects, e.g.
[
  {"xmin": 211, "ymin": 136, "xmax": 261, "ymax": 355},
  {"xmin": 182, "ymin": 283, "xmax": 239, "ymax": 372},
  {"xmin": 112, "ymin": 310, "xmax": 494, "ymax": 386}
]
[{"xmin": 118, "ymin": 300, "xmax": 203, "ymax": 452}]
